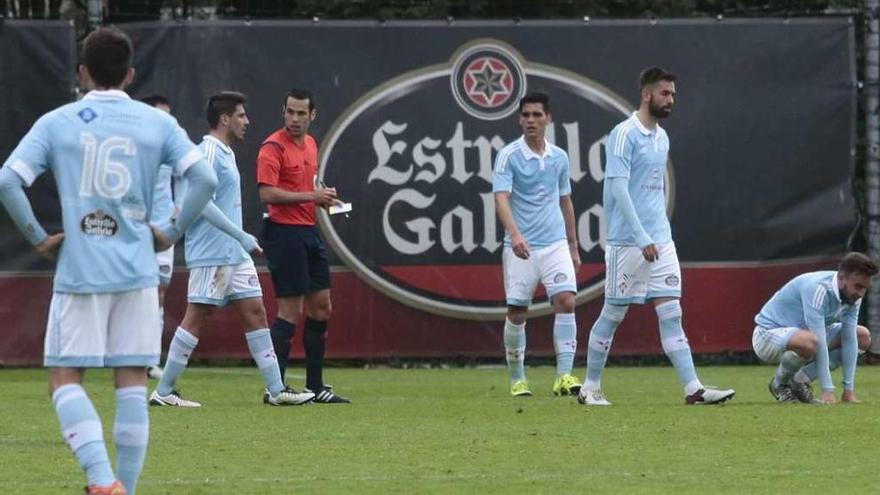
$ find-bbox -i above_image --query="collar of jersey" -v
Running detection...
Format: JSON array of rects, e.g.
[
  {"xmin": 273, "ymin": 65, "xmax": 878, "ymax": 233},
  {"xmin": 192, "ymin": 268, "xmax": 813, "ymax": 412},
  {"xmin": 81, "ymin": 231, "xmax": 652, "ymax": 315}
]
[
  {"xmin": 830, "ymin": 271, "xmax": 842, "ymax": 303},
  {"xmin": 517, "ymin": 136, "xmax": 555, "ymax": 161},
  {"xmin": 203, "ymin": 134, "xmax": 232, "ymax": 155},
  {"xmin": 82, "ymin": 89, "xmax": 131, "ymax": 101},
  {"xmin": 630, "ymin": 111, "xmax": 659, "ymax": 136}
]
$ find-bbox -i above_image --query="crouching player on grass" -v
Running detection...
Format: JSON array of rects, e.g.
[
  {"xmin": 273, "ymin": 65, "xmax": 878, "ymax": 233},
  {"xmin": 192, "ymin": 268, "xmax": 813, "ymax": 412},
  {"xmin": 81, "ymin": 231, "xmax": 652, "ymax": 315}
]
[{"xmin": 755, "ymin": 252, "xmax": 877, "ymax": 404}]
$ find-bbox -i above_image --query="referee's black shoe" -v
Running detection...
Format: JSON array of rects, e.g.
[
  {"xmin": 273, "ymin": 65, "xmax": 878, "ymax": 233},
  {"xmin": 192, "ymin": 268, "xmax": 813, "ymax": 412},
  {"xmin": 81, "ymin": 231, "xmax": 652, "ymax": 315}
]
[{"xmin": 310, "ymin": 387, "xmax": 351, "ymax": 404}]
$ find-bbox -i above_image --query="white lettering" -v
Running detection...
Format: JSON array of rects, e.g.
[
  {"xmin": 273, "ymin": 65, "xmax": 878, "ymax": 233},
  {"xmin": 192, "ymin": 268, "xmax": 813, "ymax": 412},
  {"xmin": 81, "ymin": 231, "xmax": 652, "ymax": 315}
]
[
  {"xmin": 577, "ymin": 204, "xmax": 606, "ymax": 253},
  {"xmin": 440, "ymin": 206, "xmax": 477, "ymax": 254},
  {"xmin": 589, "ymin": 135, "xmax": 607, "ymax": 183},
  {"xmin": 563, "ymin": 122, "xmax": 584, "ymax": 183},
  {"xmin": 413, "ymin": 137, "xmax": 446, "ymax": 183},
  {"xmin": 382, "ymin": 189, "xmax": 436, "ymax": 254},
  {"xmin": 473, "ymin": 135, "xmax": 505, "ymax": 184},
  {"xmin": 480, "ymin": 192, "xmax": 501, "ymax": 252},
  {"xmin": 447, "ymin": 122, "xmax": 473, "ymax": 184},
  {"xmin": 368, "ymin": 121, "xmax": 411, "ymax": 185}
]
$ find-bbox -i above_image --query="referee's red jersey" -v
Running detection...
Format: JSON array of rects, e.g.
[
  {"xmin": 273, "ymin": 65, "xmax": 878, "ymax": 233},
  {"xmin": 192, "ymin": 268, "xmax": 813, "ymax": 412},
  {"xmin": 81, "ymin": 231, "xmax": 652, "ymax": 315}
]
[{"xmin": 257, "ymin": 129, "xmax": 319, "ymax": 225}]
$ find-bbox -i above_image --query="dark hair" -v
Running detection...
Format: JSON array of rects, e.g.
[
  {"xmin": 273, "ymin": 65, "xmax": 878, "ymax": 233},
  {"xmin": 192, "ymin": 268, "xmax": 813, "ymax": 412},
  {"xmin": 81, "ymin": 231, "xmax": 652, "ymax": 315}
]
[
  {"xmin": 639, "ymin": 67, "xmax": 677, "ymax": 89},
  {"xmin": 284, "ymin": 88, "xmax": 315, "ymax": 111},
  {"xmin": 839, "ymin": 252, "xmax": 880, "ymax": 277},
  {"xmin": 140, "ymin": 94, "xmax": 170, "ymax": 108},
  {"xmin": 206, "ymin": 91, "xmax": 247, "ymax": 129},
  {"xmin": 82, "ymin": 27, "xmax": 133, "ymax": 88},
  {"xmin": 518, "ymin": 92, "xmax": 550, "ymax": 113}
]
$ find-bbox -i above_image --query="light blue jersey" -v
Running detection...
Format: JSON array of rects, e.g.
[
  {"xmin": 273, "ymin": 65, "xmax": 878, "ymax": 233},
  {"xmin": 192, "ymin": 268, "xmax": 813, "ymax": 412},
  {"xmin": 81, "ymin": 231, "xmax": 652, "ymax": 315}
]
[
  {"xmin": 2, "ymin": 90, "xmax": 202, "ymax": 293},
  {"xmin": 151, "ymin": 164, "xmax": 175, "ymax": 225},
  {"xmin": 492, "ymin": 137, "xmax": 571, "ymax": 248},
  {"xmin": 184, "ymin": 135, "xmax": 248, "ymax": 268},
  {"xmin": 756, "ymin": 270, "xmax": 860, "ymax": 391},
  {"xmin": 604, "ymin": 112, "xmax": 672, "ymax": 246}
]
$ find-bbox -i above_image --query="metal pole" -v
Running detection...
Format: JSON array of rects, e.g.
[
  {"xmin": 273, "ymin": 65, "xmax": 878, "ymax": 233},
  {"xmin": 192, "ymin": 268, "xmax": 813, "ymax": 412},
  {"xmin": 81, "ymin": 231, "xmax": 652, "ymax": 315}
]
[
  {"xmin": 865, "ymin": 0, "xmax": 880, "ymax": 355},
  {"xmin": 87, "ymin": 0, "xmax": 101, "ymax": 29}
]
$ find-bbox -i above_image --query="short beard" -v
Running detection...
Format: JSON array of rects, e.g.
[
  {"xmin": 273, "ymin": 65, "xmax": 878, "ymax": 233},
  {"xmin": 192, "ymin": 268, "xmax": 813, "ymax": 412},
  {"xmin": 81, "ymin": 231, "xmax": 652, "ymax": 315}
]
[{"xmin": 649, "ymin": 101, "xmax": 671, "ymax": 119}]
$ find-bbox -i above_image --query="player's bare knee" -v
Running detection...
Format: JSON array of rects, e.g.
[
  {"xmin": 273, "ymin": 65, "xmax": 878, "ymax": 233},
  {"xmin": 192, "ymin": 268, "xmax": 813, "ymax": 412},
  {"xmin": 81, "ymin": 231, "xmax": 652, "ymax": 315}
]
[
  {"xmin": 802, "ymin": 333, "xmax": 820, "ymax": 359},
  {"xmin": 307, "ymin": 303, "xmax": 332, "ymax": 321},
  {"xmin": 276, "ymin": 296, "xmax": 303, "ymax": 323},
  {"xmin": 790, "ymin": 331, "xmax": 818, "ymax": 359},
  {"xmin": 240, "ymin": 302, "xmax": 268, "ymax": 329},
  {"xmin": 552, "ymin": 292, "xmax": 576, "ymax": 313},
  {"xmin": 507, "ymin": 306, "xmax": 527, "ymax": 325},
  {"xmin": 857, "ymin": 325, "xmax": 871, "ymax": 350}
]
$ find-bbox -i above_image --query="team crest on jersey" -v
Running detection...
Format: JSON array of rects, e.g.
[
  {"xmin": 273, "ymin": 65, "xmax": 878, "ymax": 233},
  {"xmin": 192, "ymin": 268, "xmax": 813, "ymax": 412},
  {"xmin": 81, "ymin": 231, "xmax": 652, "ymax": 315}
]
[
  {"xmin": 77, "ymin": 108, "xmax": 97, "ymax": 123},
  {"xmin": 451, "ymin": 42, "xmax": 525, "ymax": 120},
  {"xmin": 81, "ymin": 210, "xmax": 118, "ymax": 236}
]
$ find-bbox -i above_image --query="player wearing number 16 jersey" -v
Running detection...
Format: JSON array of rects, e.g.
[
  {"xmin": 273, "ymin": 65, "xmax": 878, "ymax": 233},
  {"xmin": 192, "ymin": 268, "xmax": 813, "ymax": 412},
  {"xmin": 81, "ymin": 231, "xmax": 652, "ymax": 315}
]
[{"xmin": 0, "ymin": 27, "xmax": 217, "ymax": 494}]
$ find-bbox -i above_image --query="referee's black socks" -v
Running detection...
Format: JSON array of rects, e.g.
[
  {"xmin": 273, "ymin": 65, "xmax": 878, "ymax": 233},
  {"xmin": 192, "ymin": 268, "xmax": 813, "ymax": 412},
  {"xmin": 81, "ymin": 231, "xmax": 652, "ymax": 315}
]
[
  {"xmin": 304, "ymin": 317, "xmax": 328, "ymax": 392},
  {"xmin": 270, "ymin": 318, "xmax": 296, "ymax": 382}
]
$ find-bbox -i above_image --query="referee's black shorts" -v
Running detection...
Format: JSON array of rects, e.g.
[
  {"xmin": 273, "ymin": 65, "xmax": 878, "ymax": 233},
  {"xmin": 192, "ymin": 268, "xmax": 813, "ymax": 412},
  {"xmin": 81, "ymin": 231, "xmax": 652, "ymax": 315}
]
[{"xmin": 261, "ymin": 220, "xmax": 331, "ymax": 297}]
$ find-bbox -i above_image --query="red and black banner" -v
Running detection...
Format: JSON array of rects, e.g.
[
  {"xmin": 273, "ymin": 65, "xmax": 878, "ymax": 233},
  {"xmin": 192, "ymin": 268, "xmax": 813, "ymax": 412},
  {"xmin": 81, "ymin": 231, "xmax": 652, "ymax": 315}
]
[{"xmin": 0, "ymin": 19, "xmax": 857, "ymax": 364}]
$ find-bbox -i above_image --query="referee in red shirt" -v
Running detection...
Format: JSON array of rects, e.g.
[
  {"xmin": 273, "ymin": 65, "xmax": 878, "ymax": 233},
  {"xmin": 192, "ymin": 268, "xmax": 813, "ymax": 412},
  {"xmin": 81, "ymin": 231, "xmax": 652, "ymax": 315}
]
[{"xmin": 257, "ymin": 89, "xmax": 349, "ymax": 403}]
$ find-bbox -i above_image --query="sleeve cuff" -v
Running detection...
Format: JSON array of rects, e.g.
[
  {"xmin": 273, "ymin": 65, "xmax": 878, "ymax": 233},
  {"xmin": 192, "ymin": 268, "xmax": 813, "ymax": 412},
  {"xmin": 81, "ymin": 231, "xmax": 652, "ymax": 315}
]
[
  {"xmin": 175, "ymin": 148, "xmax": 203, "ymax": 176},
  {"xmin": 9, "ymin": 159, "xmax": 37, "ymax": 187}
]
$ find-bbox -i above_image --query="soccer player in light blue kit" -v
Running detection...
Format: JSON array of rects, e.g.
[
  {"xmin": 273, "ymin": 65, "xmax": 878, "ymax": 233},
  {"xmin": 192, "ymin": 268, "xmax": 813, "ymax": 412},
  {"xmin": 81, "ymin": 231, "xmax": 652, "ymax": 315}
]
[
  {"xmin": 150, "ymin": 92, "xmax": 314, "ymax": 407},
  {"xmin": 754, "ymin": 252, "xmax": 876, "ymax": 404},
  {"xmin": 141, "ymin": 94, "xmax": 185, "ymax": 381},
  {"xmin": 0, "ymin": 28, "xmax": 217, "ymax": 495},
  {"xmin": 493, "ymin": 92, "xmax": 583, "ymax": 397},
  {"xmin": 579, "ymin": 67, "xmax": 735, "ymax": 406}
]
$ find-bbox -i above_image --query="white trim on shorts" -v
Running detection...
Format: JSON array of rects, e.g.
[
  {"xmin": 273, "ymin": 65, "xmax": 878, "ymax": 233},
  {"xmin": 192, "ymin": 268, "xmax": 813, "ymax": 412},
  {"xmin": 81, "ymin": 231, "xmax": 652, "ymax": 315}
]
[
  {"xmin": 156, "ymin": 245, "xmax": 175, "ymax": 286},
  {"xmin": 44, "ymin": 287, "xmax": 161, "ymax": 367},
  {"xmin": 752, "ymin": 322, "xmax": 844, "ymax": 363},
  {"xmin": 605, "ymin": 242, "xmax": 681, "ymax": 305},
  {"xmin": 187, "ymin": 259, "xmax": 263, "ymax": 307},
  {"xmin": 503, "ymin": 239, "xmax": 577, "ymax": 307},
  {"xmin": 752, "ymin": 325, "xmax": 799, "ymax": 363}
]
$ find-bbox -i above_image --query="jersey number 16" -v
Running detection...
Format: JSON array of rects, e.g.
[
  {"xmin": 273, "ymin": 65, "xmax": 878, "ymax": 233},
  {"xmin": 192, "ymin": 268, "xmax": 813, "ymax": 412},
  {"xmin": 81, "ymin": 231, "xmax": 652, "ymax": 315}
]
[{"xmin": 79, "ymin": 132, "xmax": 136, "ymax": 199}]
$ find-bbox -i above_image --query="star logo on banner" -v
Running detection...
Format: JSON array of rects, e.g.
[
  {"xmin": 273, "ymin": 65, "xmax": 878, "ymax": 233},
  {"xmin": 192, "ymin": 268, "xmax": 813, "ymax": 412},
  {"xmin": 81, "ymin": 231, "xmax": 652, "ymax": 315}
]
[{"xmin": 464, "ymin": 57, "xmax": 513, "ymax": 108}]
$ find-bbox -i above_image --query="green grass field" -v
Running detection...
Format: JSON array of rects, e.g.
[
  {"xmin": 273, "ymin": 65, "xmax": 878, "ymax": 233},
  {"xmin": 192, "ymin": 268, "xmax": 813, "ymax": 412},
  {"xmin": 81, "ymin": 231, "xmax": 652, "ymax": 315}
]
[{"xmin": 2, "ymin": 365, "xmax": 879, "ymax": 494}]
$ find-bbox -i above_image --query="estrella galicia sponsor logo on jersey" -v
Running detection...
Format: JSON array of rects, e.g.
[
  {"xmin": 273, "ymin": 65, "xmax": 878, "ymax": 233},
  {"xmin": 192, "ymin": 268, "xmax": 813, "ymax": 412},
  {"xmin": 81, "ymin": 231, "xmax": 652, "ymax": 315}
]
[
  {"xmin": 319, "ymin": 38, "xmax": 675, "ymax": 320},
  {"xmin": 81, "ymin": 210, "xmax": 118, "ymax": 236},
  {"xmin": 553, "ymin": 272, "xmax": 568, "ymax": 284},
  {"xmin": 665, "ymin": 275, "xmax": 680, "ymax": 287}
]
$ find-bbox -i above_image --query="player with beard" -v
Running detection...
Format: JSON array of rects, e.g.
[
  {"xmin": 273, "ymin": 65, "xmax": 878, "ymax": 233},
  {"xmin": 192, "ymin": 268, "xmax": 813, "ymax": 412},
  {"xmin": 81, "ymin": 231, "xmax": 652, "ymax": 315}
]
[
  {"xmin": 754, "ymin": 252, "xmax": 877, "ymax": 404},
  {"xmin": 578, "ymin": 67, "xmax": 736, "ymax": 406}
]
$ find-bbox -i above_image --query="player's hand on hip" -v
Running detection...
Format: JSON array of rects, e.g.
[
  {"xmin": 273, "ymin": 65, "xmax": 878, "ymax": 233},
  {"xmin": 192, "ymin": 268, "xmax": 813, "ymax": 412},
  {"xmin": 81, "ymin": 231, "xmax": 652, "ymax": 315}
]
[
  {"xmin": 511, "ymin": 234, "xmax": 530, "ymax": 259},
  {"xmin": 642, "ymin": 244, "xmax": 659, "ymax": 262},
  {"xmin": 35, "ymin": 233, "xmax": 64, "ymax": 261},
  {"xmin": 820, "ymin": 390, "xmax": 837, "ymax": 404},
  {"xmin": 241, "ymin": 233, "xmax": 263, "ymax": 257},
  {"xmin": 841, "ymin": 390, "xmax": 859, "ymax": 403},
  {"xmin": 151, "ymin": 225, "xmax": 173, "ymax": 252}
]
